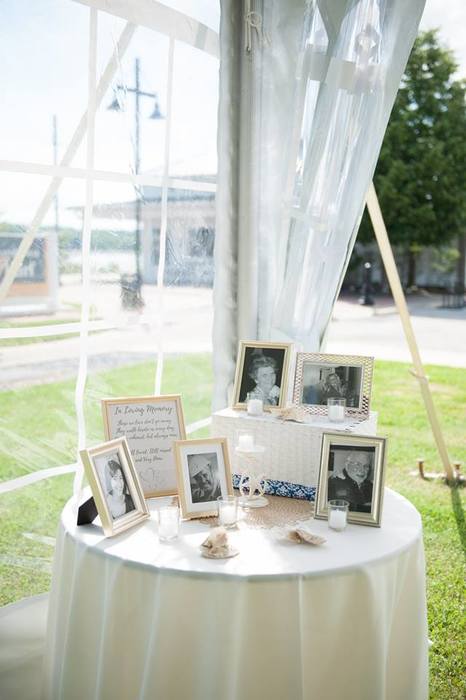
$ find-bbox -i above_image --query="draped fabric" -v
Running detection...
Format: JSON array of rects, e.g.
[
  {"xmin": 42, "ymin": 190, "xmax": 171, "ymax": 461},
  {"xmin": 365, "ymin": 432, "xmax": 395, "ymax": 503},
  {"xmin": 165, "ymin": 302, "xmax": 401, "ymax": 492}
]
[{"xmin": 212, "ymin": 0, "xmax": 425, "ymax": 410}]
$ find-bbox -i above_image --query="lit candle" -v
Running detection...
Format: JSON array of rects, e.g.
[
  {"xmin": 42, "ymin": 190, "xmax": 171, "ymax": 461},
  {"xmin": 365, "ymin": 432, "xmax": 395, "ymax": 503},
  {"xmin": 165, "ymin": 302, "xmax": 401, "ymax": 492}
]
[
  {"xmin": 327, "ymin": 398, "xmax": 346, "ymax": 422},
  {"xmin": 217, "ymin": 496, "xmax": 237, "ymax": 528},
  {"xmin": 238, "ymin": 434, "xmax": 254, "ymax": 450},
  {"xmin": 247, "ymin": 399, "xmax": 263, "ymax": 416},
  {"xmin": 328, "ymin": 509, "xmax": 347, "ymax": 531},
  {"xmin": 328, "ymin": 404, "xmax": 345, "ymax": 422}
]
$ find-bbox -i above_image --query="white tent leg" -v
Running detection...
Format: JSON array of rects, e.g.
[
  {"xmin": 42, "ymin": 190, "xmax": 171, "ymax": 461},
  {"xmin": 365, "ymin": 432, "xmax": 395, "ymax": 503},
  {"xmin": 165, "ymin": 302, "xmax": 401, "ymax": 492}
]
[{"xmin": 366, "ymin": 182, "xmax": 455, "ymax": 482}]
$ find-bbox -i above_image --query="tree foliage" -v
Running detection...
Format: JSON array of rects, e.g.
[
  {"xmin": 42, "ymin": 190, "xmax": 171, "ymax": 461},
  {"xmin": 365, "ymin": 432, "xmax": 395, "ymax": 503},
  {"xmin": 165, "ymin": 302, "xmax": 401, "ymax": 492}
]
[{"xmin": 358, "ymin": 30, "xmax": 466, "ymax": 287}]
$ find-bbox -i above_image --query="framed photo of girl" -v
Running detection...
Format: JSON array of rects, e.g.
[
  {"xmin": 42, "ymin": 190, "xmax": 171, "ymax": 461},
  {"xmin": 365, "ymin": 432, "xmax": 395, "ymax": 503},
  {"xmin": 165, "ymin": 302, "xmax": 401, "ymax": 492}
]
[
  {"xmin": 232, "ymin": 341, "xmax": 292, "ymax": 410},
  {"xmin": 292, "ymin": 352, "xmax": 374, "ymax": 418},
  {"xmin": 174, "ymin": 438, "xmax": 233, "ymax": 519},
  {"xmin": 79, "ymin": 437, "xmax": 149, "ymax": 537},
  {"xmin": 314, "ymin": 433, "xmax": 388, "ymax": 527}
]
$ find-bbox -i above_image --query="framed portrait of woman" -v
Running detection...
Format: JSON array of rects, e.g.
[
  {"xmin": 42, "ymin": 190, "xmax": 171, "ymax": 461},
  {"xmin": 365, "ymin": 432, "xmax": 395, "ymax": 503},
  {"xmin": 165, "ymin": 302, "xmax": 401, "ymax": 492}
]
[
  {"xmin": 232, "ymin": 341, "xmax": 292, "ymax": 411},
  {"xmin": 79, "ymin": 437, "xmax": 149, "ymax": 537}
]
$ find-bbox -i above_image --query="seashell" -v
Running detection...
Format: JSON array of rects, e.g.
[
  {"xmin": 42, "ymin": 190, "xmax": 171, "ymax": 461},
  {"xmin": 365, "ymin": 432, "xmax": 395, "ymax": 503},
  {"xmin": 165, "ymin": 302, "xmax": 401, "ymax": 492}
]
[
  {"xmin": 201, "ymin": 526, "xmax": 229, "ymax": 550},
  {"xmin": 286, "ymin": 528, "xmax": 326, "ymax": 545},
  {"xmin": 270, "ymin": 406, "xmax": 308, "ymax": 423},
  {"xmin": 201, "ymin": 546, "xmax": 239, "ymax": 559}
]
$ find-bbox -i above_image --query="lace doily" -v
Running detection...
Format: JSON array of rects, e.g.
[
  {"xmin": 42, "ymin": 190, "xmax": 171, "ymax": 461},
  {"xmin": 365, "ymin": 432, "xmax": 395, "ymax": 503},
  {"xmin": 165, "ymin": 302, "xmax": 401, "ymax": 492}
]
[{"xmin": 198, "ymin": 493, "xmax": 315, "ymax": 530}]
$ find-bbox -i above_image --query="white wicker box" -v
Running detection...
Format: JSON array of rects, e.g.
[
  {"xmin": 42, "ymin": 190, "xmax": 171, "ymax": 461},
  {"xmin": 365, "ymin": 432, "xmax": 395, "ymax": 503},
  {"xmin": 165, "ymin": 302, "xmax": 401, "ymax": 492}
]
[{"xmin": 211, "ymin": 408, "xmax": 378, "ymax": 500}]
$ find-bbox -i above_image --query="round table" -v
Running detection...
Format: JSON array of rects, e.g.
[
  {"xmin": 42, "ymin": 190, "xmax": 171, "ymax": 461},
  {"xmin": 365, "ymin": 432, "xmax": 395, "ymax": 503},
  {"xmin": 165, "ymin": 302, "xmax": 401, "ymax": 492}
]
[{"xmin": 42, "ymin": 489, "xmax": 428, "ymax": 700}]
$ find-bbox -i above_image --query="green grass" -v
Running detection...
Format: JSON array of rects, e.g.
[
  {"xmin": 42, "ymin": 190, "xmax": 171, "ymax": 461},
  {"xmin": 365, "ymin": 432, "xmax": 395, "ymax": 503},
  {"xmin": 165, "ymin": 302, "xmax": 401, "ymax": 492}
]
[{"xmin": 0, "ymin": 357, "xmax": 464, "ymax": 699}]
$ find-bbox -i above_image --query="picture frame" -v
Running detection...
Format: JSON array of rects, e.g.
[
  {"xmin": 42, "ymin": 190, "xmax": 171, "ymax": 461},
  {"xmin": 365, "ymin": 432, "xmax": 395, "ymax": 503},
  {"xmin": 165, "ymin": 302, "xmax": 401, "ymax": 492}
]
[
  {"xmin": 232, "ymin": 341, "xmax": 292, "ymax": 411},
  {"xmin": 102, "ymin": 395, "xmax": 186, "ymax": 498},
  {"xmin": 292, "ymin": 352, "xmax": 374, "ymax": 417},
  {"xmin": 314, "ymin": 432, "xmax": 387, "ymax": 527},
  {"xmin": 174, "ymin": 438, "xmax": 233, "ymax": 519},
  {"xmin": 79, "ymin": 437, "xmax": 149, "ymax": 537}
]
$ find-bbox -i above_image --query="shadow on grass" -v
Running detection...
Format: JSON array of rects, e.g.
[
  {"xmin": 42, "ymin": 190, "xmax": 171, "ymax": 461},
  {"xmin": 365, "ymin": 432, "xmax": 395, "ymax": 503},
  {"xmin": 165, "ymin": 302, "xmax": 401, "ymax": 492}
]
[{"xmin": 450, "ymin": 484, "xmax": 466, "ymax": 559}]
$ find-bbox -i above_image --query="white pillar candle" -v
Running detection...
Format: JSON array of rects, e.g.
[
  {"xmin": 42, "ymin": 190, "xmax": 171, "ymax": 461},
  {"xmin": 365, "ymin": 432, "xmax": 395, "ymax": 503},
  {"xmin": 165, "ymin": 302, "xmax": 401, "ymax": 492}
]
[
  {"xmin": 219, "ymin": 503, "xmax": 237, "ymax": 527},
  {"xmin": 247, "ymin": 399, "xmax": 263, "ymax": 416},
  {"xmin": 328, "ymin": 509, "xmax": 347, "ymax": 531},
  {"xmin": 238, "ymin": 434, "xmax": 254, "ymax": 450},
  {"xmin": 217, "ymin": 496, "xmax": 237, "ymax": 528},
  {"xmin": 328, "ymin": 404, "xmax": 345, "ymax": 422}
]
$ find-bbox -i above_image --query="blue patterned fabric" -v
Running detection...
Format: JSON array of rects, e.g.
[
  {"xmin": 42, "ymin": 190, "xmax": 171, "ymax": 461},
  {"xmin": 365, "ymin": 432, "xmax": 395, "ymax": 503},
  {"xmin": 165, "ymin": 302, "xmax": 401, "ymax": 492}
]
[{"xmin": 232, "ymin": 474, "xmax": 316, "ymax": 501}]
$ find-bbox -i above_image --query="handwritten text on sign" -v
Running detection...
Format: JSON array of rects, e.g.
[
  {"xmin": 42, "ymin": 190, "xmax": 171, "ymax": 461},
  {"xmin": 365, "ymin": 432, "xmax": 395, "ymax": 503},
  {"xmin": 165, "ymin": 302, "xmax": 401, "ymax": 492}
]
[{"xmin": 104, "ymin": 398, "xmax": 185, "ymax": 496}]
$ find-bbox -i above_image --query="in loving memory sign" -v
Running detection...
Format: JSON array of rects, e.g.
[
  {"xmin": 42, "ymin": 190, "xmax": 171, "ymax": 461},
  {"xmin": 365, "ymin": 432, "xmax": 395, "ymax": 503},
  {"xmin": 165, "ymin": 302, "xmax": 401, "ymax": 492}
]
[{"xmin": 102, "ymin": 395, "xmax": 186, "ymax": 497}]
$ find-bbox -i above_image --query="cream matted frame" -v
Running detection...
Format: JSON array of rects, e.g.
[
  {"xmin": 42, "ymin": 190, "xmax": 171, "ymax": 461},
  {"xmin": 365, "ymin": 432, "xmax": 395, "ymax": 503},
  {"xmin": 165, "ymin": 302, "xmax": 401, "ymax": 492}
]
[
  {"xmin": 79, "ymin": 437, "xmax": 149, "ymax": 537},
  {"xmin": 314, "ymin": 432, "xmax": 387, "ymax": 527},
  {"xmin": 102, "ymin": 394, "xmax": 186, "ymax": 498},
  {"xmin": 174, "ymin": 437, "xmax": 233, "ymax": 519},
  {"xmin": 293, "ymin": 352, "xmax": 374, "ymax": 417},
  {"xmin": 232, "ymin": 341, "xmax": 292, "ymax": 411}
]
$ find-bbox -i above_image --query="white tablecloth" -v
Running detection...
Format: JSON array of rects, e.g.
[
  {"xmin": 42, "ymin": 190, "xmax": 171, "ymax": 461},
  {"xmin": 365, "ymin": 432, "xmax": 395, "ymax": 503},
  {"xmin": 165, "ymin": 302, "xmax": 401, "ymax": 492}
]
[{"xmin": 42, "ymin": 489, "xmax": 428, "ymax": 700}]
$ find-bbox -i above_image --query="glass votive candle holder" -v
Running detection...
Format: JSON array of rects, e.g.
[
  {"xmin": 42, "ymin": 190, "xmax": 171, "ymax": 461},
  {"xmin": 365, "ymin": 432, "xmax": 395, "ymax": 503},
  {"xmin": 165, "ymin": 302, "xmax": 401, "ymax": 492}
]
[
  {"xmin": 236, "ymin": 429, "xmax": 255, "ymax": 451},
  {"xmin": 327, "ymin": 397, "xmax": 346, "ymax": 422},
  {"xmin": 217, "ymin": 495, "xmax": 238, "ymax": 528},
  {"xmin": 158, "ymin": 505, "xmax": 180, "ymax": 542},
  {"xmin": 328, "ymin": 500, "xmax": 349, "ymax": 531},
  {"xmin": 247, "ymin": 399, "xmax": 263, "ymax": 416}
]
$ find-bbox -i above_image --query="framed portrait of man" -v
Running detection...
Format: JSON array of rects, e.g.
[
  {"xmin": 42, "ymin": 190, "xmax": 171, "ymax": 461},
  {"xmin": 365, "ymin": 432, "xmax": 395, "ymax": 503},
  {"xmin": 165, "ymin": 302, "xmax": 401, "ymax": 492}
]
[
  {"xmin": 79, "ymin": 437, "xmax": 149, "ymax": 537},
  {"xmin": 232, "ymin": 341, "xmax": 292, "ymax": 410},
  {"xmin": 174, "ymin": 438, "xmax": 233, "ymax": 519},
  {"xmin": 314, "ymin": 433, "xmax": 387, "ymax": 527},
  {"xmin": 293, "ymin": 352, "xmax": 374, "ymax": 417}
]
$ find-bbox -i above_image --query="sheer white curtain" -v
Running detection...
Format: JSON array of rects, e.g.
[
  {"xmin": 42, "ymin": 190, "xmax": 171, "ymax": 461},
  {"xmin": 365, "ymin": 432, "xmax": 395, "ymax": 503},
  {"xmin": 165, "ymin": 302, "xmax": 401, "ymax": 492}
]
[{"xmin": 213, "ymin": 0, "xmax": 425, "ymax": 409}]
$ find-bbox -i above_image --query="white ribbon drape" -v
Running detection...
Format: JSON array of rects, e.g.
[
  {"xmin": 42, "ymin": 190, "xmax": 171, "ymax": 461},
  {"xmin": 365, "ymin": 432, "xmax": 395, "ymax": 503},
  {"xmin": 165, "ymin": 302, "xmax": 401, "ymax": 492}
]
[{"xmin": 213, "ymin": 0, "xmax": 425, "ymax": 409}]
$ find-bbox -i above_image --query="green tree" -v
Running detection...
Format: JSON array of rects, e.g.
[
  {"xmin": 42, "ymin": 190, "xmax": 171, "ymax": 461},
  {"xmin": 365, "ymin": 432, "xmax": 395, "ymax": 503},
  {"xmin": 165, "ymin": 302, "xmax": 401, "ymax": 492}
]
[{"xmin": 358, "ymin": 30, "xmax": 466, "ymax": 290}]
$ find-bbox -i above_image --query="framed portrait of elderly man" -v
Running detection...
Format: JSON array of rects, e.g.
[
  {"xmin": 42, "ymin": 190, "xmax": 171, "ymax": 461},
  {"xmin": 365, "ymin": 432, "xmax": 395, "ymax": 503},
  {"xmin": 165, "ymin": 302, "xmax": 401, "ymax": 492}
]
[
  {"xmin": 174, "ymin": 438, "xmax": 233, "ymax": 519},
  {"xmin": 314, "ymin": 433, "xmax": 387, "ymax": 527},
  {"xmin": 232, "ymin": 341, "xmax": 292, "ymax": 410},
  {"xmin": 79, "ymin": 437, "xmax": 149, "ymax": 537},
  {"xmin": 293, "ymin": 352, "xmax": 374, "ymax": 417}
]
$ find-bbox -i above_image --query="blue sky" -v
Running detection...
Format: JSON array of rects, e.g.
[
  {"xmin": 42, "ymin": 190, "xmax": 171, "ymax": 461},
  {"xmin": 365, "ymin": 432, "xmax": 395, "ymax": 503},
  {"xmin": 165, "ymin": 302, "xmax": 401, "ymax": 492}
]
[{"xmin": 0, "ymin": 0, "xmax": 464, "ymax": 227}]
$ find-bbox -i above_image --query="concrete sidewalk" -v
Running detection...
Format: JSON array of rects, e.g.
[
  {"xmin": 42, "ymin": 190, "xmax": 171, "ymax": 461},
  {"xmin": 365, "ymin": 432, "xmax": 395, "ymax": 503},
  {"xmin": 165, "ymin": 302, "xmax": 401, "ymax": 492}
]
[
  {"xmin": 1, "ymin": 286, "xmax": 465, "ymax": 389},
  {"xmin": 326, "ymin": 292, "xmax": 466, "ymax": 368}
]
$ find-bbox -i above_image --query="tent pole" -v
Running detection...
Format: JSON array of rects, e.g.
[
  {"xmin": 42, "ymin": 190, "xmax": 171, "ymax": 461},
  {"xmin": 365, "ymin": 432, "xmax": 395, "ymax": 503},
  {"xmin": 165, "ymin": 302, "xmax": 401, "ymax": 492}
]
[{"xmin": 365, "ymin": 181, "xmax": 455, "ymax": 483}]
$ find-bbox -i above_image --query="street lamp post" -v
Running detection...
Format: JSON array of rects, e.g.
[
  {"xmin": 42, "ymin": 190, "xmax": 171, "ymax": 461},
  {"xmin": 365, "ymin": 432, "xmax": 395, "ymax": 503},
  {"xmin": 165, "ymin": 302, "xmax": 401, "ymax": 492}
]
[
  {"xmin": 108, "ymin": 58, "xmax": 163, "ymax": 308},
  {"xmin": 359, "ymin": 261, "xmax": 374, "ymax": 306}
]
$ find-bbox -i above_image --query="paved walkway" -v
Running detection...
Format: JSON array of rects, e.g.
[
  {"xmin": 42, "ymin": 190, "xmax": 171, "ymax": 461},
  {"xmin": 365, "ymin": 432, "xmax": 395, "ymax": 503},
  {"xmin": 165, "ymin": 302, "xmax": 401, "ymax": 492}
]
[
  {"xmin": 326, "ymin": 292, "xmax": 466, "ymax": 369},
  {"xmin": 1, "ymin": 286, "xmax": 465, "ymax": 389}
]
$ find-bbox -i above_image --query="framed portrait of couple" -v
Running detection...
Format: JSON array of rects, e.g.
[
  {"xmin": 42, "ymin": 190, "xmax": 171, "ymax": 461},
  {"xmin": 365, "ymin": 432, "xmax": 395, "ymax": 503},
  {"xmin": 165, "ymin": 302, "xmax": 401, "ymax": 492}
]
[
  {"xmin": 314, "ymin": 433, "xmax": 387, "ymax": 527},
  {"xmin": 293, "ymin": 352, "xmax": 374, "ymax": 418}
]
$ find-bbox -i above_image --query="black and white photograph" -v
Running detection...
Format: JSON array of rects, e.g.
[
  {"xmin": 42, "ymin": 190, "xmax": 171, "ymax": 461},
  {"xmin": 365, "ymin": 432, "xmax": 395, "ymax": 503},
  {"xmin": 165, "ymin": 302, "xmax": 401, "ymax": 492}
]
[
  {"xmin": 301, "ymin": 364, "xmax": 362, "ymax": 407},
  {"xmin": 327, "ymin": 445, "xmax": 375, "ymax": 513},
  {"xmin": 79, "ymin": 437, "xmax": 149, "ymax": 537},
  {"xmin": 233, "ymin": 341, "xmax": 291, "ymax": 410},
  {"xmin": 97, "ymin": 451, "xmax": 136, "ymax": 520},
  {"xmin": 174, "ymin": 438, "xmax": 233, "ymax": 519},
  {"xmin": 187, "ymin": 452, "xmax": 222, "ymax": 504},
  {"xmin": 315, "ymin": 433, "xmax": 387, "ymax": 527},
  {"xmin": 293, "ymin": 353, "xmax": 374, "ymax": 416}
]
